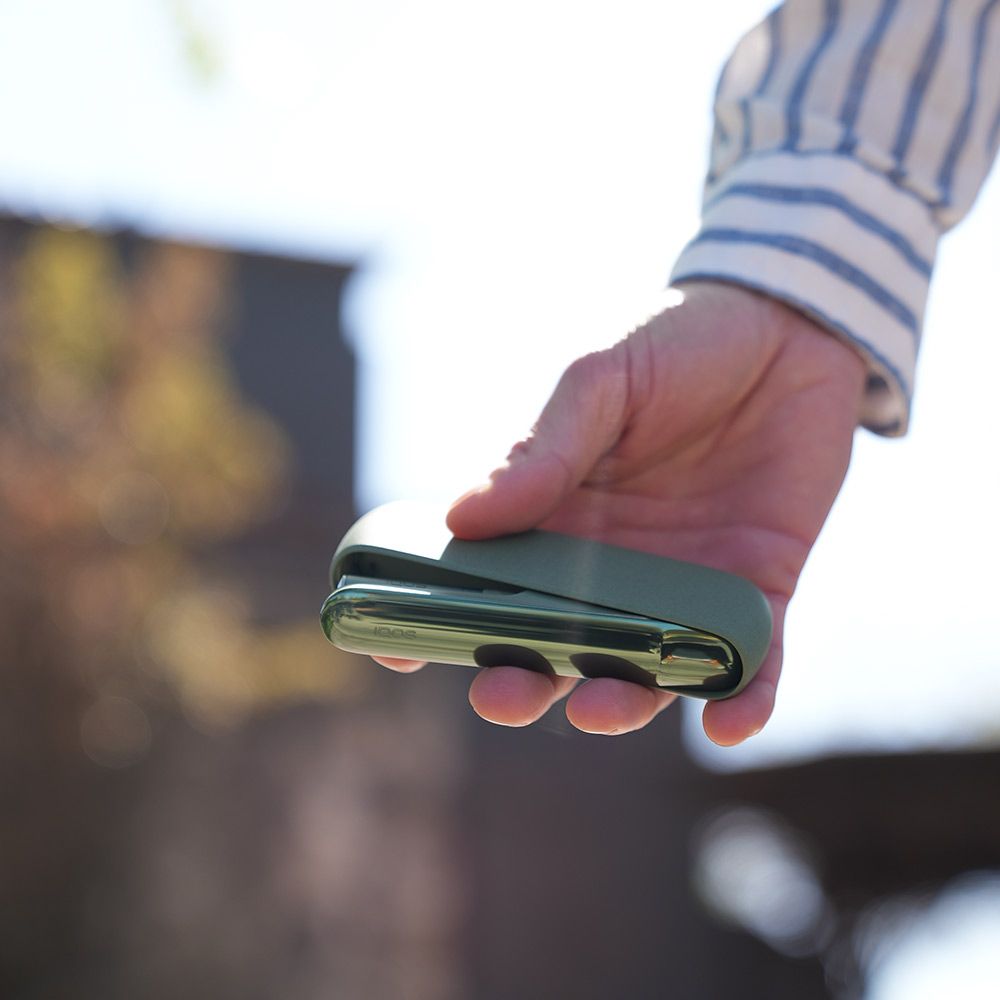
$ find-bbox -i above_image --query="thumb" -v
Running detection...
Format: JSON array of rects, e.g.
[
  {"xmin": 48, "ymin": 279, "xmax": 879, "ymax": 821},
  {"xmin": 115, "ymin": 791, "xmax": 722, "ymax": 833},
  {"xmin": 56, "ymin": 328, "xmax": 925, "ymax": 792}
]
[{"xmin": 447, "ymin": 347, "xmax": 629, "ymax": 539}]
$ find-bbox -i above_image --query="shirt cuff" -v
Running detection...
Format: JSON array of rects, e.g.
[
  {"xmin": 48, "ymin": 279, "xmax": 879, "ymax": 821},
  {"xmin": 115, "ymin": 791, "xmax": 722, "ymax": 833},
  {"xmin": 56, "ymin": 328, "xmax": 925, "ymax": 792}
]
[{"xmin": 669, "ymin": 150, "xmax": 940, "ymax": 436}]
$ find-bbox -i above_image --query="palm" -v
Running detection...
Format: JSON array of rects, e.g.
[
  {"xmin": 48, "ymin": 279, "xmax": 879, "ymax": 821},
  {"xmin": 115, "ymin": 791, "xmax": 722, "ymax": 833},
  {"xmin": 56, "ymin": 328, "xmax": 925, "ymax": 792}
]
[
  {"xmin": 398, "ymin": 283, "xmax": 865, "ymax": 744},
  {"xmin": 541, "ymin": 290, "xmax": 860, "ymax": 605}
]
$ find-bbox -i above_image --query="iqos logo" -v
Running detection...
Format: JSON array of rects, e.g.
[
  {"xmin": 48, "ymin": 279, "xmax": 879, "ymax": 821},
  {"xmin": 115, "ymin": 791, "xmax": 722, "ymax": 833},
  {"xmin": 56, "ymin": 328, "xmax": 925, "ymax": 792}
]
[{"xmin": 374, "ymin": 625, "xmax": 418, "ymax": 639}]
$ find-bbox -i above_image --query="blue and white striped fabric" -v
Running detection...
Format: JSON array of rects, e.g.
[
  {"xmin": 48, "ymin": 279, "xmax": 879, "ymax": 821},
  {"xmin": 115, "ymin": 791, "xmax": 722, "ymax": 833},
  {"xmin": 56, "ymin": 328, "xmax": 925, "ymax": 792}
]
[{"xmin": 669, "ymin": 0, "xmax": 1000, "ymax": 435}]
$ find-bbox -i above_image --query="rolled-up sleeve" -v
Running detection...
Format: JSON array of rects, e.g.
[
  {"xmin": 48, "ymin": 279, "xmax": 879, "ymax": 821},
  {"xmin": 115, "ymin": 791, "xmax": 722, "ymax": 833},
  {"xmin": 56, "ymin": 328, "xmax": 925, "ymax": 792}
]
[{"xmin": 669, "ymin": 0, "xmax": 1000, "ymax": 435}]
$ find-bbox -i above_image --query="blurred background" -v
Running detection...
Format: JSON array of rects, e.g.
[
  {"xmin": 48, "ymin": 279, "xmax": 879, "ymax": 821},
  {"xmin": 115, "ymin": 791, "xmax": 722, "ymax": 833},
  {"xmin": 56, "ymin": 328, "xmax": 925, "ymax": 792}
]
[{"xmin": 1, "ymin": 2, "xmax": 998, "ymax": 998}]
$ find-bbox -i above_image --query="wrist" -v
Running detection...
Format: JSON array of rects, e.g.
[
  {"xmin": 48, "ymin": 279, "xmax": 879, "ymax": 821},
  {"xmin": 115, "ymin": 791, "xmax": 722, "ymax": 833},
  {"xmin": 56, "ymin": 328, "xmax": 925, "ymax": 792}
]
[{"xmin": 673, "ymin": 278, "xmax": 869, "ymax": 423}]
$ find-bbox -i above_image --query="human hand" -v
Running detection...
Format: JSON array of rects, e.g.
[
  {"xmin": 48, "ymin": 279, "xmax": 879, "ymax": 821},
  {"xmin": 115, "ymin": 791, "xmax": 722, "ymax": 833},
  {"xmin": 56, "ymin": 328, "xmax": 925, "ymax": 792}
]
[{"xmin": 377, "ymin": 282, "xmax": 867, "ymax": 745}]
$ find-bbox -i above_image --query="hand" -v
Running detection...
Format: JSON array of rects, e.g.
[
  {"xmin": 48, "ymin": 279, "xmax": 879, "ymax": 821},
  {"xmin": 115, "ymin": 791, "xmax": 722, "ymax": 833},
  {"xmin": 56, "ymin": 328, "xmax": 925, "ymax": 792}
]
[{"xmin": 378, "ymin": 281, "xmax": 867, "ymax": 745}]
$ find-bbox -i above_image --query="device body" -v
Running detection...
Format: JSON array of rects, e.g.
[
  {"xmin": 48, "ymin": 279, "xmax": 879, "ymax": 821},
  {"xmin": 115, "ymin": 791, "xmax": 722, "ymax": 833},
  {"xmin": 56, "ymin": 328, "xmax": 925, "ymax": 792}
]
[
  {"xmin": 321, "ymin": 502, "xmax": 772, "ymax": 701},
  {"xmin": 323, "ymin": 575, "xmax": 740, "ymax": 694}
]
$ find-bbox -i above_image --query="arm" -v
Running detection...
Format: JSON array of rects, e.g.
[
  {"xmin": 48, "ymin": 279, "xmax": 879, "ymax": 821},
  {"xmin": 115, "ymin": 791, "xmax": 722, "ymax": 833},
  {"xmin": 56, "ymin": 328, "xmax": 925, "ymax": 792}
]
[{"xmin": 673, "ymin": 0, "xmax": 1000, "ymax": 435}]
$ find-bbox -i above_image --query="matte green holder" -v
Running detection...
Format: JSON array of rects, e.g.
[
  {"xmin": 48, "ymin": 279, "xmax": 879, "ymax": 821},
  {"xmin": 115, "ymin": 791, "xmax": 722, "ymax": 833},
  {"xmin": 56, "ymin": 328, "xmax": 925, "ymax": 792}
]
[{"xmin": 321, "ymin": 501, "xmax": 772, "ymax": 700}]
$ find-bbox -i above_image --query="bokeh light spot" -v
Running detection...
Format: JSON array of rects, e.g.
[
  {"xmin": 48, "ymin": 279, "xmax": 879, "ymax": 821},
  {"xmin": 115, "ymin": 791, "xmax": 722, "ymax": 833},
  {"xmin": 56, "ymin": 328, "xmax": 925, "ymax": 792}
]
[{"xmin": 693, "ymin": 805, "xmax": 832, "ymax": 956}]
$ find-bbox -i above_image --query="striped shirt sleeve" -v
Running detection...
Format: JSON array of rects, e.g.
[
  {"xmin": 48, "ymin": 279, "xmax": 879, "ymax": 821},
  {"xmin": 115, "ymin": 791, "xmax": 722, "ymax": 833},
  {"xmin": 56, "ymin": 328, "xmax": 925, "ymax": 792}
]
[{"xmin": 669, "ymin": 0, "xmax": 1000, "ymax": 435}]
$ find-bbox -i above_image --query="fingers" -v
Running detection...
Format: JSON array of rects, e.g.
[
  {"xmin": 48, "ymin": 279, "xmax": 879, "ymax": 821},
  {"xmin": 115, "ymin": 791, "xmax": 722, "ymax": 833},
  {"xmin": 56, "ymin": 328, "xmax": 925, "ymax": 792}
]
[
  {"xmin": 565, "ymin": 679, "xmax": 677, "ymax": 735},
  {"xmin": 376, "ymin": 649, "xmax": 776, "ymax": 743},
  {"xmin": 447, "ymin": 348, "xmax": 629, "ymax": 540},
  {"xmin": 468, "ymin": 668, "xmax": 579, "ymax": 727},
  {"xmin": 373, "ymin": 656, "xmax": 578, "ymax": 727},
  {"xmin": 470, "ymin": 663, "xmax": 776, "ymax": 741},
  {"xmin": 701, "ymin": 653, "xmax": 779, "ymax": 746},
  {"xmin": 701, "ymin": 602, "xmax": 786, "ymax": 746},
  {"xmin": 371, "ymin": 655, "xmax": 427, "ymax": 674},
  {"xmin": 377, "ymin": 654, "xmax": 782, "ymax": 741},
  {"xmin": 469, "ymin": 667, "xmax": 676, "ymax": 736},
  {"xmin": 374, "ymin": 654, "xmax": 580, "ymax": 726}
]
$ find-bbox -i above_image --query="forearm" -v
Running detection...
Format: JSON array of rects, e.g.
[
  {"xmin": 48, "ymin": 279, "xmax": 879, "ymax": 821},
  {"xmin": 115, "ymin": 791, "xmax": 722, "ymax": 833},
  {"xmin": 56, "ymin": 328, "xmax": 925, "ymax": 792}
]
[{"xmin": 671, "ymin": 0, "xmax": 1000, "ymax": 435}]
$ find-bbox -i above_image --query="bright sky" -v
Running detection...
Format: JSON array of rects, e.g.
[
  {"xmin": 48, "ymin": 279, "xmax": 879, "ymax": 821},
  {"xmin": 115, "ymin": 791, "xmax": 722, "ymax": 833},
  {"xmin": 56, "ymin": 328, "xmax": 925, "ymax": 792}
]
[{"xmin": 3, "ymin": 1, "xmax": 1000, "ymax": 992}]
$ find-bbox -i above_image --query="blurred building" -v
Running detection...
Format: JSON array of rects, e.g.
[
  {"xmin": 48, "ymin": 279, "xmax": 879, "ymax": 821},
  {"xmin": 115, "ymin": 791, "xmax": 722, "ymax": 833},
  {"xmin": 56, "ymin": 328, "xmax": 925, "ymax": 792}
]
[
  {"xmin": 2, "ymin": 211, "xmax": 999, "ymax": 1000},
  {"xmin": 0, "ymin": 213, "xmax": 463, "ymax": 1000}
]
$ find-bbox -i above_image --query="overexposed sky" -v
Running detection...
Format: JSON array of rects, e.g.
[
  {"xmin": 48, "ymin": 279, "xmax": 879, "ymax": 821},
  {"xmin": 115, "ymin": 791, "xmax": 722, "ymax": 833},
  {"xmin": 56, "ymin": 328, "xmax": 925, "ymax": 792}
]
[
  {"xmin": 1, "ymin": 0, "xmax": 998, "ymax": 766},
  {"xmin": 3, "ymin": 3, "xmax": 1000, "ymax": 994}
]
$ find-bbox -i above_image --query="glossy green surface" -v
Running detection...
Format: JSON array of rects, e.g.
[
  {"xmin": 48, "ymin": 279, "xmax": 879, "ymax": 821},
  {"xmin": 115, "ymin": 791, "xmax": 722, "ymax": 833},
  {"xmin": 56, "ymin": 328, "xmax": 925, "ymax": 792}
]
[{"xmin": 322, "ymin": 576, "xmax": 741, "ymax": 695}]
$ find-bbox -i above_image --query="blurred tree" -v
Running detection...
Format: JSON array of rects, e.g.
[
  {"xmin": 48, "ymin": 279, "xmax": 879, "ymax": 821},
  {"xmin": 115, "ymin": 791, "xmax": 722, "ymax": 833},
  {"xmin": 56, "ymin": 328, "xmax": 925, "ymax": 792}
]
[
  {"xmin": 0, "ymin": 216, "xmax": 466, "ymax": 1000},
  {"xmin": 1, "ymin": 223, "xmax": 361, "ymax": 728}
]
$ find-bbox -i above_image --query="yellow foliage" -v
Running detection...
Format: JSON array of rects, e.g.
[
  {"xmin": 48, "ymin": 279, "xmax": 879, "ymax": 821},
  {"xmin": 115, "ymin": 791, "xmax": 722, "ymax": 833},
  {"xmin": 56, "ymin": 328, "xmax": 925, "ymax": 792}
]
[
  {"xmin": 15, "ymin": 227, "xmax": 125, "ymax": 395},
  {"xmin": 1, "ymin": 221, "xmax": 355, "ymax": 731},
  {"xmin": 145, "ymin": 585, "xmax": 366, "ymax": 728}
]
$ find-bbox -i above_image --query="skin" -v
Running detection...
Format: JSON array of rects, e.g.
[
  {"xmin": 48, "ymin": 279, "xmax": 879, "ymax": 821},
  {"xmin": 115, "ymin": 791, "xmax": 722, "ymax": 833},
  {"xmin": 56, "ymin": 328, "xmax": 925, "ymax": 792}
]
[{"xmin": 376, "ymin": 281, "xmax": 868, "ymax": 745}]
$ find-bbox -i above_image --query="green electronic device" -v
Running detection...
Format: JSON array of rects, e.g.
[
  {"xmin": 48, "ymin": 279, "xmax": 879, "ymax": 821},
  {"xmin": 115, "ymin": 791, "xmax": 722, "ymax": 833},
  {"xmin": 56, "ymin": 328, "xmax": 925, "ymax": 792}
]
[{"xmin": 320, "ymin": 501, "xmax": 772, "ymax": 700}]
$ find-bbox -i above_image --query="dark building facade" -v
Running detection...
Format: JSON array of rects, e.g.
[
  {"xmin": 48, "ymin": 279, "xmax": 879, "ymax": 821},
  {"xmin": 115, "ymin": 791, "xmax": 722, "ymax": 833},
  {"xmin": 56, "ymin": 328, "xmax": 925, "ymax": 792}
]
[
  {"xmin": 0, "ymin": 214, "xmax": 464, "ymax": 1000},
  {"xmin": 3, "ymin": 212, "xmax": 999, "ymax": 1000}
]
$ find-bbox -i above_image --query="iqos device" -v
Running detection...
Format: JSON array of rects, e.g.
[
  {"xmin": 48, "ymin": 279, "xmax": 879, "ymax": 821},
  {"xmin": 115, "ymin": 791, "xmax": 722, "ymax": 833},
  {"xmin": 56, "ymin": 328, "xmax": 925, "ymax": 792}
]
[{"xmin": 320, "ymin": 502, "xmax": 772, "ymax": 700}]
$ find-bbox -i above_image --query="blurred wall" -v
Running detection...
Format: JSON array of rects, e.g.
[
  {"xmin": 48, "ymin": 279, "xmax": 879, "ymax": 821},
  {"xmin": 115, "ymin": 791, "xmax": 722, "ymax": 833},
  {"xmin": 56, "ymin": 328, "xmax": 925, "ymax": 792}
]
[
  {"xmin": 4, "ymin": 213, "xmax": 998, "ymax": 1000},
  {"xmin": 0, "ymin": 214, "xmax": 465, "ymax": 1000}
]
